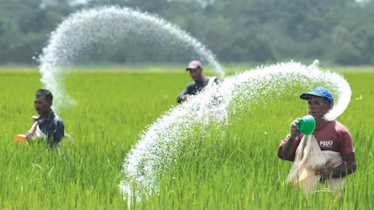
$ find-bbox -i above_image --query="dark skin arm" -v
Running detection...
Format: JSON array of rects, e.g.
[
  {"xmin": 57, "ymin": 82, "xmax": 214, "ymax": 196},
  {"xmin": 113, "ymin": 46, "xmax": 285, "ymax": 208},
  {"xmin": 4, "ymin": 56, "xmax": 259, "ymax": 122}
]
[
  {"xmin": 281, "ymin": 136, "xmax": 297, "ymax": 160},
  {"xmin": 280, "ymin": 118, "xmax": 300, "ymax": 160},
  {"xmin": 316, "ymin": 152, "xmax": 357, "ymax": 181},
  {"xmin": 177, "ymin": 85, "xmax": 191, "ymax": 103}
]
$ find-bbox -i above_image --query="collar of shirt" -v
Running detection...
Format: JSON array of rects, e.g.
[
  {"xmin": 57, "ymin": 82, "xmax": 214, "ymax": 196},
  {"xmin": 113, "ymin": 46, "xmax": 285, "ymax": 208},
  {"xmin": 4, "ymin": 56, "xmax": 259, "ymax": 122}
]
[{"xmin": 37, "ymin": 110, "xmax": 55, "ymax": 124}]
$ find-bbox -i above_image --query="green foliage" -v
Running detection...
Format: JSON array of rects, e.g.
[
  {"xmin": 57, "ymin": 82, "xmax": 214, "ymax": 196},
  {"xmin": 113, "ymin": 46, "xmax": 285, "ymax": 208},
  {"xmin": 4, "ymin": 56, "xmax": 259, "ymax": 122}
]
[{"xmin": 1, "ymin": 0, "xmax": 374, "ymax": 65}]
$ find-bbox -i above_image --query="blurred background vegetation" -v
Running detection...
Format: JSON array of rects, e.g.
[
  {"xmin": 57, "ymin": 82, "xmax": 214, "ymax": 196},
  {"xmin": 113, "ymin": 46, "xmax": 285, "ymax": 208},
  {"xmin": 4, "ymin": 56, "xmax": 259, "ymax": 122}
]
[{"xmin": 0, "ymin": 0, "xmax": 373, "ymax": 66}]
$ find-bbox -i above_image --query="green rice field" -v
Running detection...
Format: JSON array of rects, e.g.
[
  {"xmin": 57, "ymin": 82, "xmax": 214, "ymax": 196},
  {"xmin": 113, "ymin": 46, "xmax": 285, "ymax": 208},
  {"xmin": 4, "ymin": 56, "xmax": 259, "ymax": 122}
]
[{"xmin": 0, "ymin": 66, "xmax": 373, "ymax": 209}]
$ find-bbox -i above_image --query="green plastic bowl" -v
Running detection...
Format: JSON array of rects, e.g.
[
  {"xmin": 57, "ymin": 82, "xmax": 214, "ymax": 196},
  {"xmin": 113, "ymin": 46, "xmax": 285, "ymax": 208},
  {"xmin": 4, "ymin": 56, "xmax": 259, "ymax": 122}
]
[{"xmin": 298, "ymin": 115, "xmax": 316, "ymax": 136}]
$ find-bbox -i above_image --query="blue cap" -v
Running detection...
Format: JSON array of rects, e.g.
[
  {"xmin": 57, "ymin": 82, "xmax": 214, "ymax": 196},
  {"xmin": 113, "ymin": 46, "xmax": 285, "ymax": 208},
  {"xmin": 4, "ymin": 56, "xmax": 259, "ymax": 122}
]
[{"xmin": 300, "ymin": 87, "xmax": 334, "ymax": 103}]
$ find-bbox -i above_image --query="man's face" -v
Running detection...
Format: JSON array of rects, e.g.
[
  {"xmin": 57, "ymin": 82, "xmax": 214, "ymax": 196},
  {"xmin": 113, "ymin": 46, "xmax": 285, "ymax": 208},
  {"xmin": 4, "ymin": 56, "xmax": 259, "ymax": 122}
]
[
  {"xmin": 307, "ymin": 96, "xmax": 332, "ymax": 120},
  {"xmin": 34, "ymin": 95, "xmax": 51, "ymax": 116},
  {"xmin": 189, "ymin": 67, "xmax": 202, "ymax": 81}
]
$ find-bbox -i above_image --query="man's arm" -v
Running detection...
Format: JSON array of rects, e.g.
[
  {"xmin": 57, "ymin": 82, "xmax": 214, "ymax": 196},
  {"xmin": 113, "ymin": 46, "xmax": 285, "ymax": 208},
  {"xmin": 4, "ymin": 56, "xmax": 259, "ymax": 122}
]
[
  {"xmin": 177, "ymin": 84, "xmax": 191, "ymax": 103},
  {"xmin": 280, "ymin": 136, "xmax": 298, "ymax": 160},
  {"xmin": 317, "ymin": 152, "xmax": 357, "ymax": 180},
  {"xmin": 332, "ymin": 153, "xmax": 357, "ymax": 177},
  {"xmin": 25, "ymin": 120, "xmax": 39, "ymax": 141},
  {"xmin": 317, "ymin": 127, "xmax": 356, "ymax": 180},
  {"xmin": 278, "ymin": 118, "xmax": 301, "ymax": 161}
]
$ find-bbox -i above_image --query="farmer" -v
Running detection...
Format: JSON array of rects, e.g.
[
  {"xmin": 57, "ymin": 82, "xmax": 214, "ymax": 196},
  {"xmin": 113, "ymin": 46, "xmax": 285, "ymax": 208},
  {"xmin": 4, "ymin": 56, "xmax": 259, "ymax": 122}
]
[
  {"xmin": 278, "ymin": 87, "xmax": 356, "ymax": 185},
  {"xmin": 25, "ymin": 89, "xmax": 65, "ymax": 147},
  {"xmin": 176, "ymin": 60, "xmax": 220, "ymax": 103}
]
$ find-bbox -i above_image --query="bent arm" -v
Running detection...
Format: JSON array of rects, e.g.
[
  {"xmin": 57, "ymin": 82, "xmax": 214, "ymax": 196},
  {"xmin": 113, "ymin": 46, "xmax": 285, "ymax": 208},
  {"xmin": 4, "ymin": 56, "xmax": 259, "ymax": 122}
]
[
  {"xmin": 318, "ymin": 127, "xmax": 356, "ymax": 179},
  {"xmin": 278, "ymin": 134, "xmax": 300, "ymax": 161},
  {"xmin": 332, "ymin": 127, "xmax": 356, "ymax": 177},
  {"xmin": 280, "ymin": 136, "xmax": 297, "ymax": 160},
  {"xmin": 177, "ymin": 85, "xmax": 190, "ymax": 103},
  {"xmin": 331, "ymin": 153, "xmax": 357, "ymax": 178}
]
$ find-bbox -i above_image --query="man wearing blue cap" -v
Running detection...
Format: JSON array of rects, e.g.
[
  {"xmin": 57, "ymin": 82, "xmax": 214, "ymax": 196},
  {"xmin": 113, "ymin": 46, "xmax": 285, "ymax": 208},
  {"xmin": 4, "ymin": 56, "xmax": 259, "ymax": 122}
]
[{"xmin": 278, "ymin": 87, "xmax": 356, "ymax": 183}]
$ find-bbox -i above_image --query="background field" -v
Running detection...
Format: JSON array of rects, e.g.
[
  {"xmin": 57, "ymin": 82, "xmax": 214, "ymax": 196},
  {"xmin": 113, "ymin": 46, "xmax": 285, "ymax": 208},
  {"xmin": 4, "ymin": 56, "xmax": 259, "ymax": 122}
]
[{"xmin": 0, "ymin": 66, "xmax": 373, "ymax": 209}]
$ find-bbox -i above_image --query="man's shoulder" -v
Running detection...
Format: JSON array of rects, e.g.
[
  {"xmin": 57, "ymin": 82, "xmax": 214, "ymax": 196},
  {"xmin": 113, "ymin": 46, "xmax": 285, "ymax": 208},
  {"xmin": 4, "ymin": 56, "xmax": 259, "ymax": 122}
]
[
  {"xmin": 323, "ymin": 120, "xmax": 350, "ymax": 134},
  {"xmin": 334, "ymin": 121, "xmax": 350, "ymax": 133},
  {"xmin": 51, "ymin": 111, "xmax": 64, "ymax": 124},
  {"xmin": 186, "ymin": 81, "xmax": 197, "ymax": 87}
]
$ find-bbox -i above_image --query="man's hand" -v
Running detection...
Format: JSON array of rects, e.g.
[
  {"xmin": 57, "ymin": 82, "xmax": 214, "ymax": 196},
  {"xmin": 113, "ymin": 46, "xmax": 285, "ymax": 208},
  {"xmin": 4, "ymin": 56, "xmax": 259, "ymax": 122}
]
[
  {"xmin": 280, "ymin": 118, "xmax": 301, "ymax": 160},
  {"xmin": 290, "ymin": 118, "xmax": 301, "ymax": 138},
  {"xmin": 182, "ymin": 94, "xmax": 190, "ymax": 101},
  {"xmin": 25, "ymin": 131, "xmax": 33, "ymax": 141},
  {"xmin": 315, "ymin": 166, "xmax": 332, "ymax": 182},
  {"xmin": 316, "ymin": 153, "xmax": 357, "ymax": 181}
]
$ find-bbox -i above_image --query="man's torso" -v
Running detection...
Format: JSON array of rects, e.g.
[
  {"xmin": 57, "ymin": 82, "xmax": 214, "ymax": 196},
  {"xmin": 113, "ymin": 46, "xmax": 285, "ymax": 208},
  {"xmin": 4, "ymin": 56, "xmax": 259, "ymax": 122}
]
[
  {"xmin": 186, "ymin": 79, "xmax": 211, "ymax": 95},
  {"xmin": 37, "ymin": 111, "xmax": 64, "ymax": 143},
  {"xmin": 300, "ymin": 121, "xmax": 349, "ymax": 153}
]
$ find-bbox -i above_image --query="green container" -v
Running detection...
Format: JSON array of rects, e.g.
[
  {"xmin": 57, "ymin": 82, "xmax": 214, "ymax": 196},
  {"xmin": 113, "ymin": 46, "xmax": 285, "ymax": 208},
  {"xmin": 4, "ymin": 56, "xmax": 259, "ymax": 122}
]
[{"xmin": 298, "ymin": 115, "xmax": 316, "ymax": 136}]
